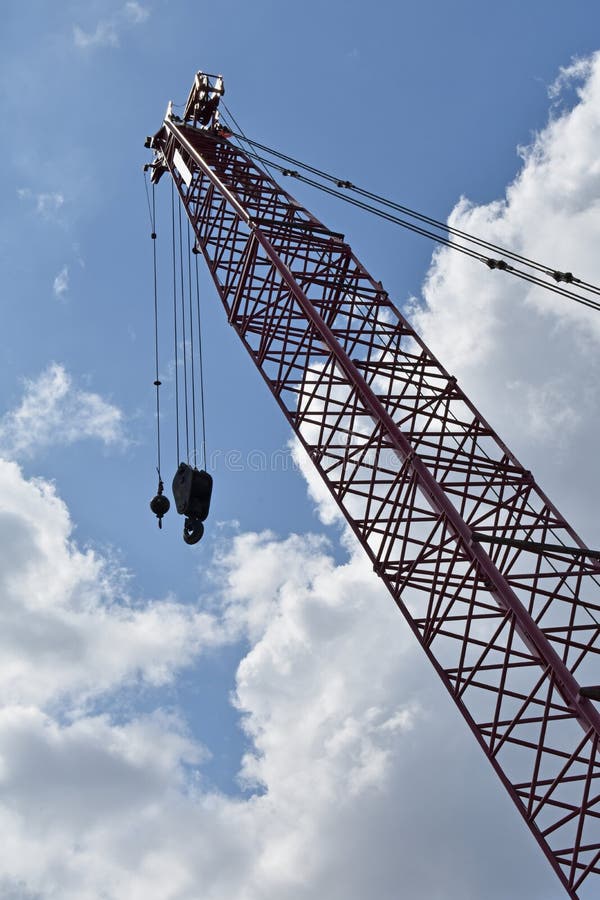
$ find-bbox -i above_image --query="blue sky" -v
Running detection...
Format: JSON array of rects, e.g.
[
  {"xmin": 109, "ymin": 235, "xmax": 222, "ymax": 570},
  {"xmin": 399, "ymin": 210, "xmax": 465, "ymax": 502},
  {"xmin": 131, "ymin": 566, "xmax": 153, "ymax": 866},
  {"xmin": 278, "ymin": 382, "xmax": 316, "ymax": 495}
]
[{"xmin": 2, "ymin": 2, "xmax": 600, "ymax": 898}]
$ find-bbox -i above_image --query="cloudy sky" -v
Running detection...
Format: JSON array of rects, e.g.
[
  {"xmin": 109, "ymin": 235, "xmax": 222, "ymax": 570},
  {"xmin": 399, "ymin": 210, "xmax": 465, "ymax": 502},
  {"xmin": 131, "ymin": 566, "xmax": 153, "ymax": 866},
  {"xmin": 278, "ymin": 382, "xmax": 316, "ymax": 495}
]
[{"xmin": 2, "ymin": 2, "xmax": 600, "ymax": 898}]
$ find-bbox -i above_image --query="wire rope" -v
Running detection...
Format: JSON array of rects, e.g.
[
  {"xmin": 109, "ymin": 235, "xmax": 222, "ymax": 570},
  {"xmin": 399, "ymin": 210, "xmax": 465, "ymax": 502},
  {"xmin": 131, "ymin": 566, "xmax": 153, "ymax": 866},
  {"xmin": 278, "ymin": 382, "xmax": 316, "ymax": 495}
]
[
  {"xmin": 230, "ymin": 131, "xmax": 600, "ymax": 293},
  {"xmin": 170, "ymin": 180, "xmax": 181, "ymax": 464},
  {"xmin": 143, "ymin": 173, "xmax": 154, "ymax": 233},
  {"xmin": 150, "ymin": 183, "xmax": 163, "ymax": 480},
  {"xmin": 249, "ymin": 149, "xmax": 600, "ymax": 312},
  {"xmin": 187, "ymin": 220, "xmax": 198, "ymax": 464},
  {"xmin": 221, "ymin": 104, "xmax": 278, "ymax": 181},
  {"xmin": 225, "ymin": 131, "xmax": 600, "ymax": 312},
  {"xmin": 143, "ymin": 171, "xmax": 166, "ymax": 483},
  {"xmin": 178, "ymin": 198, "xmax": 191, "ymax": 462},
  {"xmin": 193, "ymin": 247, "xmax": 208, "ymax": 471}
]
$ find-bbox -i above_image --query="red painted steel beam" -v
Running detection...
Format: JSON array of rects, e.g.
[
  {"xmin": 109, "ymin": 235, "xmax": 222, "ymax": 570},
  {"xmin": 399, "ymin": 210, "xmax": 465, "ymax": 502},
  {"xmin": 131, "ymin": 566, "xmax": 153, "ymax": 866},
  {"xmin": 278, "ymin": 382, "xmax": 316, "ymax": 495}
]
[{"xmin": 148, "ymin": 96, "xmax": 600, "ymax": 898}]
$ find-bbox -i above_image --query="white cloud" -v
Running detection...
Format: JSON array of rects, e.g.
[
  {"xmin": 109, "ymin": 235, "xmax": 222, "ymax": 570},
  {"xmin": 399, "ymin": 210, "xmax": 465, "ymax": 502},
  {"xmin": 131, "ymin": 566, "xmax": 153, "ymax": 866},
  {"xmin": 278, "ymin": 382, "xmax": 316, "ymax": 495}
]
[
  {"xmin": 0, "ymin": 364, "xmax": 127, "ymax": 458},
  {"xmin": 0, "ymin": 459, "xmax": 227, "ymax": 708},
  {"xmin": 53, "ymin": 265, "xmax": 69, "ymax": 297},
  {"xmin": 73, "ymin": 2, "xmax": 149, "ymax": 49},
  {"xmin": 548, "ymin": 54, "xmax": 594, "ymax": 102},
  {"xmin": 0, "ymin": 497, "xmax": 561, "ymax": 899},
  {"xmin": 411, "ymin": 49, "xmax": 600, "ymax": 544}
]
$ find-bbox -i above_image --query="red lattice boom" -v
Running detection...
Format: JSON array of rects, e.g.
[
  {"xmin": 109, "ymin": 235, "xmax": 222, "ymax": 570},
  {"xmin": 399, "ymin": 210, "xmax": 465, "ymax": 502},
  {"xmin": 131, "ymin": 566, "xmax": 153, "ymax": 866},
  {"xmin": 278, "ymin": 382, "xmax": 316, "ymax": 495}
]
[{"xmin": 149, "ymin": 113, "xmax": 600, "ymax": 898}]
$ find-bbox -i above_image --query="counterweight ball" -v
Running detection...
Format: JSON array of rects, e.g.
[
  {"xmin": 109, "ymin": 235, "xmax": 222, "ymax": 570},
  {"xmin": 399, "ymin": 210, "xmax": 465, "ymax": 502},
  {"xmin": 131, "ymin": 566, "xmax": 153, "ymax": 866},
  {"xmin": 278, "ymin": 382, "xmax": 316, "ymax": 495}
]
[{"xmin": 150, "ymin": 491, "xmax": 170, "ymax": 528}]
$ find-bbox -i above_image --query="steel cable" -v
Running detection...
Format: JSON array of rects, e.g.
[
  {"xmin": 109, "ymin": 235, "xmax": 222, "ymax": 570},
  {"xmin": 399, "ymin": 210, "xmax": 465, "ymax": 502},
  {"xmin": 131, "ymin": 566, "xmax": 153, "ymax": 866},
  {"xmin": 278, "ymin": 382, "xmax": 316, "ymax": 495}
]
[
  {"xmin": 186, "ymin": 221, "xmax": 198, "ymax": 463},
  {"xmin": 170, "ymin": 181, "xmax": 181, "ymax": 464},
  {"xmin": 177, "ymin": 200, "xmax": 191, "ymax": 463},
  {"xmin": 193, "ymin": 249, "xmax": 208, "ymax": 471},
  {"xmin": 223, "ymin": 128, "xmax": 600, "ymax": 312}
]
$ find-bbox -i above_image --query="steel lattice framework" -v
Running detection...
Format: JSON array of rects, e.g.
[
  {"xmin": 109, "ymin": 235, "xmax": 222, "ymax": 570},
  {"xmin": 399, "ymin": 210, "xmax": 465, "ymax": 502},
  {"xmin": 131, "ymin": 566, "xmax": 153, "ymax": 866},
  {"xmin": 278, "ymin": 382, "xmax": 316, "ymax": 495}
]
[{"xmin": 148, "ymin": 81, "xmax": 600, "ymax": 897}]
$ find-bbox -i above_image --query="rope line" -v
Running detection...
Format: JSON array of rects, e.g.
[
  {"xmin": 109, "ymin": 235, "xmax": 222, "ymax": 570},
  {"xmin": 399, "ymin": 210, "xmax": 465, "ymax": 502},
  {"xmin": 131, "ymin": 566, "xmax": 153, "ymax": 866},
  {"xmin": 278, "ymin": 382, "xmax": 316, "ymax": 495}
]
[
  {"xmin": 246, "ymin": 147, "xmax": 600, "ymax": 312},
  {"xmin": 187, "ymin": 220, "xmax": 198, "ymax": 464},
  {"xmin": 170, "ymin": 180, "xmax": 181, "ymax": 464},
  {"xmin": 143, "ymin": 172, "xmax": 154, "ymax": 231},
  {"xmin": 150, "ymin": 183, "xmax": 163, "ymax": 478},
  {"xmin": 227, "ymin": 130, "xmax": 595, "ymax": 285},
  {"xmin": 223, "ymin": 128, "xmax": 600, "ymax": 312},
  {"xmin": 178, "ymin": 198, "xmax": 190, "ymax": 463},
  {"xmin": 222, "ymin": 102, "xmax": 277, "ymax": 181},
  {"xmin": 273, "ymin": 157, "xmax": 600, "ymax": 312},
  {"xmin": 194, "ymin": 248, "xmax": 208, "ymax": 470}
]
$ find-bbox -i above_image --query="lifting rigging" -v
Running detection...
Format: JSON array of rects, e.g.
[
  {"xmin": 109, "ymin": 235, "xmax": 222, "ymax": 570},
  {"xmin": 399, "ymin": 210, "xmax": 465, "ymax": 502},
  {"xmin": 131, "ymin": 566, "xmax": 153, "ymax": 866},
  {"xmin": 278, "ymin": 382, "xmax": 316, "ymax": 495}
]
[
  {"xmin": 146, "ymin": 119, "xmax": 213, "ymax": 544},
  {"xmin": 144, "ymin": 71, "xmax": 600, "ymax": 898}
]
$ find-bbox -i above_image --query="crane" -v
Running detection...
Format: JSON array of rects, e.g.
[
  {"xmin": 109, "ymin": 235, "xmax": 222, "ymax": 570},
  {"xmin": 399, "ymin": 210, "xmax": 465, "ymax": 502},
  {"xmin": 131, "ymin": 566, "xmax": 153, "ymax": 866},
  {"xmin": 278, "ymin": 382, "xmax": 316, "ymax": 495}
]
[{"xmin": 145, "ymin": 71, "xmax": 600, "ymax": 898}]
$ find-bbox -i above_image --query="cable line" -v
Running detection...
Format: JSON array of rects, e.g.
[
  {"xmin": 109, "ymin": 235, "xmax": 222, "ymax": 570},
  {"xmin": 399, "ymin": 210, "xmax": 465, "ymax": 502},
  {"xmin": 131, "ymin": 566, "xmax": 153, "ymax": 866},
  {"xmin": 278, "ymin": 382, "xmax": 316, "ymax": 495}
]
[
  {"xmin": 187, "ymin": 220, "xmax": 198, "ymax": 463},
  {"xmin": 150, "ymin": 183, "xmax": 162, "ymax": 476},
  {"xmin": 143, "ymin": 173, "xmax": 164, "ymax": 477},
  {"xmin": 193, "ymin": 245, "xmax": 208, "ymax": 471},
  {"xmin": 178, "ymin": 198, "xmax": 191, "ymax": 463},
  {"xmin": 254, "ymin": 154, "xmax": 600, "ymax": 312},
  {"xmin": 170, "ymin": 180, "xmax": 181, "ymax": 464},
  {"xmin": 223, "ymin": 128, "xmax": 600, "ymax": 311},
  {"xmin": 146, "ymin": 173, "xmax": 170, "ymax": 529},
  {"xmin": 222, "ymin": 102, "xmax": 277, "ymax": 181},
  {"xmin": 143, "ymin": 171, "xmax": 154, "ymax": 233},
  {"xmin": 227, "ymin": 129, "xmax": 597, "ymax": 288}
]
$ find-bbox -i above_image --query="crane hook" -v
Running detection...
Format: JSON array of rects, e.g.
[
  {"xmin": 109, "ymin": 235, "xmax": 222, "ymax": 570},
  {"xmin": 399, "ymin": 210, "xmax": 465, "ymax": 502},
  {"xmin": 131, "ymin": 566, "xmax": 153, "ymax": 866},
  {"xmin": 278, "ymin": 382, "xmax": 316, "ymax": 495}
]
[
  {"xmin": 183, "ymin": 517, "xmax": 205, "ymax": 544},
  {"xmin": 172, "ymin": 462, "xmax": 213, "ymax": 546}
]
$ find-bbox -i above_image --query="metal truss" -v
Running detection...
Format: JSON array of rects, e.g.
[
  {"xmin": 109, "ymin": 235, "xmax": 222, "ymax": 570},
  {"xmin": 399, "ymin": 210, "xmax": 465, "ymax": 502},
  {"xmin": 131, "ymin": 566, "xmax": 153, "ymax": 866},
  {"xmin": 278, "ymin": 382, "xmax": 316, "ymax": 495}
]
[{"xmin": 149, "ymin": 109, "xmax": 600, "ymax": 898}]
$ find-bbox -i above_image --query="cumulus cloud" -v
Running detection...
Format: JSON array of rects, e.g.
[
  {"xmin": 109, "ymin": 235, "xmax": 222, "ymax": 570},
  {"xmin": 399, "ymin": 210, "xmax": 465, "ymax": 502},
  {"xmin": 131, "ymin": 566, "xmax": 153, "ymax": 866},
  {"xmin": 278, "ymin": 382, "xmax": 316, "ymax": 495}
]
[
  {"xmin": 411, "ymin": 49, "xmax": 600, "ymax": 544},
  {"xmin": 0, "ymin": 459, "xmax": 232, "ymax": 888},
  {"xmin": 0, "ymin": 493, "xmax": 561, "ymax": 899},
  {"xmin": 73, "ymin": 2, "xmax": 149, "ymax": 49},
  {"xmin": 548, "ymin": 55, "xmax": 594, "ymax": 103},
  {"xmin": 0, "ymin": 459, "xmax": 227, "ymax": 708},
  {"xmin": 0, "ymin": 364, "xmax": 127, "ymax": 458}
]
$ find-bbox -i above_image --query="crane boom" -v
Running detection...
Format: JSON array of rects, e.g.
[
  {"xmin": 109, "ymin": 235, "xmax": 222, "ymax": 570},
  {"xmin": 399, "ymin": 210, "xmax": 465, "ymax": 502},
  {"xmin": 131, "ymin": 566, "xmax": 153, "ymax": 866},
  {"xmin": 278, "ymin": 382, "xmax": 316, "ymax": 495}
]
[{"xmin": 147, "ymin": 74, "xmax": 600, "ymax": 898}]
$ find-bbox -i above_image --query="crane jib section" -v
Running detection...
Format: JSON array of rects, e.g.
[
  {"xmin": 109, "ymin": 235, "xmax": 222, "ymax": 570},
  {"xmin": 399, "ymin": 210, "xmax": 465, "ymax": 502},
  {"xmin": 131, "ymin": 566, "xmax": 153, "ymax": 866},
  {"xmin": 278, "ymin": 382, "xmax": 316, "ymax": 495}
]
[{"xmin": 152, "ymin": 115, "xmax": 600, "ymax": 898}]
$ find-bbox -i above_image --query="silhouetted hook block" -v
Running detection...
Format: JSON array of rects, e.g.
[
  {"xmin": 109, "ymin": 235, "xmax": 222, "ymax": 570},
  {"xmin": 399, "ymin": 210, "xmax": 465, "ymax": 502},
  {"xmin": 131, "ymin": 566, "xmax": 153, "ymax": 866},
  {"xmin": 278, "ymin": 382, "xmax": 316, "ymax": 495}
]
[{"xmin": 172, "ymin": 463, "xmax": 213, "ymax": 522}]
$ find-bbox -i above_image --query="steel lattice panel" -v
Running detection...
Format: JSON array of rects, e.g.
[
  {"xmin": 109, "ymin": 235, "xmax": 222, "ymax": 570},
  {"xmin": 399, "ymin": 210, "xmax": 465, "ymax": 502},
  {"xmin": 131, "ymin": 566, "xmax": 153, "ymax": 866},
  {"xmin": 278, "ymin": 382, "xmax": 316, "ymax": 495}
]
[{"xmin": 151, "ymin": 119, "xmax": 600, "ymax": 898}]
